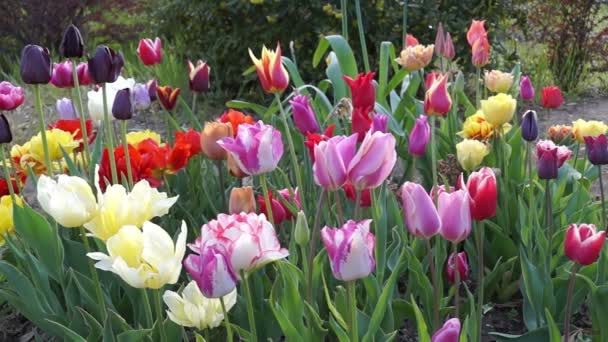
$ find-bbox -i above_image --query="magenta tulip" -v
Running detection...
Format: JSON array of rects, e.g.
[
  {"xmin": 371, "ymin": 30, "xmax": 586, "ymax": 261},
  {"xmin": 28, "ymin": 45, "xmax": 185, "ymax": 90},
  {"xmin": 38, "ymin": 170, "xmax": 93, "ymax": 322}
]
[
  {"xmin": 76, "ymin": 62, "xmax": 91, "ymax": 86},
  {"xmin": 348, "ymin": 131, "xmax": 397, "ymax": 190},
  {"xmin": 431, "ymin": 318, "xmax": 461, "ymax": 342},
  {"xmin": 321, "ymin": 220, "xmax": 376, "ymax": 281},
  {"xmin": 137, "ymin": 37, "xmax": 162, "ymax": 66},
  {"xmin": 51, "ymin": 61, "xmax": 75, "ymax": 88},
  {"xmin": 313, "ymin": 134, "xmax": 358, "ymax": 190},
  {"xmin": 536, "ymin": 140, "xmax": 571, "ymax": 179},
  {"xmin": 290, "ymin": 95, "xmax": 319, "ymax": 134},
  {"xmin": 371, "ymin": 113, "xmax": 388, "ymax": 133},
  {"xmin": 520, "ymin": 76, "xmax": 535, "ymax": 101},
  {"xmin": 584, "ymin": 135, "xmax": 608, "ymax": 165},
  {"xmin": 445, "ymin": 252, "xmax": 469, "ymax": 284},
  {"xmin": 401, "ymin": 182, "xmax": 441, "ymax": 239},
  {"xmin": 0, "ymin": 81, "xmax": 25, "ymax": 111},
  {"xmin": 438, "ymin": 190, "xmax": 471, "ymax": 243},
  {"xmin": 409, "ymin": 115, "xmax": 431, "ymax": 156},
  {"xmin": 565, "ymin": 223, "xmax": 606, "ymax": 266},
  {"xmin": 183, "ymin": 246, "xmax": 237, "ymax": 298}
]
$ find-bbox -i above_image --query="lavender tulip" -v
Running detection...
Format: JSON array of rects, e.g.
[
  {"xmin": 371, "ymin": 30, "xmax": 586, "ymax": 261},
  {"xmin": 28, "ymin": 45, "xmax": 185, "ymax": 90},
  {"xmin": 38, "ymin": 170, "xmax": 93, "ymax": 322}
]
[
  {"xmin": 321, "ymin": 220, "xmax": 376, "ymax": 281},
  {"xmin": 313, "ymin": 134, "xmax": 357, "ymax": 190},
  {"xmin": 431, "ymin": 318, "xmax": 461, "ymax": 342},
  {"xmin": 438, "ymin": 190, "xmax": 471, "ymax": 243},
  {"xmin": 409, "ymin": 115, "xmax": 431, "ymax": 156},
  {"xmin": 133, "ymin": 83, "xmax": 151, "ymax": 110},
  {"xmin": 401, "ymin": 182, "xmax": 441, "ymax": 239},
  {"xmin": 290, "ymin": 95, "xmax": 319, "ymax": 134},
  {"xmin": 348, "ymin": 131, "xmax": 397, "ymax": 190},
  {"xmin": 371, "ymin": 113, "xmax": 388, "ymax": 133},
  {"xmin": 56, "ymin": 98, "xmax": 77, "ymax": 120},
  {"xmin": 183, "ymin": 246, "xmax": 237, "ymax": 298}
]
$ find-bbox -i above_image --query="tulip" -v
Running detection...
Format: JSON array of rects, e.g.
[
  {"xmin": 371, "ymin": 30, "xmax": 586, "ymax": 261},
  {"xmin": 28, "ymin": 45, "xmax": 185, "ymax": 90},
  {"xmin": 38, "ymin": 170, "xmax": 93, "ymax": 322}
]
[
  {"xmin": 431, "ymin": 318, "xmax": 461, "ymax": 342},
  {"xmin": 351, "ymin": 107, "xmax": 372, "ymax": 142},
  {"xmin": 217, "ymin": 121, "xmax": 283, "ymax": 175},
  {"xmin": 30, "ymin": 129, "xmax": 78, "ymax": 161},
  {"xmin": 189, "ymin": 212, "xmax": 289, "ymax": 274},
  {"xmin": 0, "ymin": 82, "xmax": 25, "ymax": 111},
  {"xmin": 36, "ymin": 174, "xmax": 97, "ymax": 227},
  {"xmin": 484, "ymin": 70, "xmax": 513, "ymax": 94},
  {"xmin": 248, "ymin": 43, "xmax": 290, "ymax": 93},
  {"xmin": 584, "ymin": 135, "xmax": 608, "ymax": 165},
  {"xmin": 163, "ymin": 281, "xmax": 237, "ymax": 330},
  {"xmin": 20, "ymin": 45, "xmax": 52, "ymax": 84},
  {"xmin": 541, "ymin": 86, "xmax": 564, "ymax": 109},
  {"xmin": 395, "ymin": 44, "xmax": 435, "ymax": 71},
  {"xmin": 313, "ymin": 134, "xmax": 358, "ymax": 190},
  {"xmin": 147, "ymin": 79, "xmax": 157, "ymax": 101},
  {"xmin": 49, "ymin": 118, "xmax": 95, "ymax": 152},
  {"xmin": 424, "ymin": 73, "xmax": 452, "ymax": 116},
  {"xmin": 229, "ymin": 186, "xmax": 256, "ymax": 214},
  {"xmin": 343, "ymin": 72, "xmax": 376, "ymax": 109},
  {"xmin": 459, "ymin": 167, "xmax": 497, "ymax": 221},
  {"xmin": 76, "ymin": 62, "xmax": 92, "ymax": 86},
  {"xmin": 371, "ymin": 113, "xmax": 388, "ymax": 133},
  {"xmin": 446, "ymin": 252, "xmax": 469, "ymax": 284},
  {"xmin": 572, "ymin": 119, "xmax": 608, "ymax": 143},
  {"xmin": 227, "ymin": 154, "xmax": 247, "ymax": 178},
  {"xmin": 56, "ymin": 98, "xmax": 76, "ymax": 120},
  {"xmin": 156, "ymin": 85, "xmax": 180, "ymax": 111},
  {"xmin": 471, "ymin": 36, "xmax": 490, "ymax": 67},
  {"xmin": 521, "ymin": 110, "xmax": 538, "ymax": 142},
  {"xmin": 467, "ymin": 20, "xmax": 487, "ymax": 46},
  {"xmin": 0, "ymin": 195, "xmax": 21, "ymax": 246},
  {"xmin": 438, "ymin": 190, "xmax": 471, "ymax": 243},
  {"xmin": 481, "ymin": 93, "xmax": 516, "ymax": 127},
  {"xmin": 348, "ymin": 131, "xmax": 397, "ymax": 190},
  {"xmin": 456, "ymin": 139, "xmax": 489, "ymax": 171},
  {"xmin": 548, "ymin": 125, "xmax": 574, "ymax": 145},
  {"xmin": 187, "ymin": 60, "xmax": 210, "ymax": 93},
  {"xmin": 0, "ymin": 178, "xmax": 19, "ymax": 197},
  {"xmin": 459, "ymin": 110, "xmax": 497, "ymax": 141},
  {"xmin": 520, "ymin": 76, "xmax": 535, "ymax": 101},
  {"xmin": 88, "ymin": 46, "xmax": 124, "ymax": 84},
  {"xmin": 51, "ymin": 61, "xmax": 75, "ymax": 88},
  {"xmin": 258, "ymin": 188, "xmax": 301, "ymax": 225},
  {"xmin": 401, "ymin": 182, "xmax": 441, "ymax": 239},
  {"xmin": 409, "ymin": 115, "xmax": 431, "ymax": 156},
  {"xmin": 536, "ymin": 140, "xmax": 572, "ymax": 179},
  {"xmin": 0, "ymin": 114, "xmax": 12, "ymax": 144},
  {"xmin": 321, "ymin": 219, "xmax": 376, "ymax": 281},
  {"xmin": 87, "ymin": 76, "xmax": 136, "ymax": 121},
  {"xmin": 425, "ymin": 71, "xmax": 441, "ymax": 90},
  {"xmin": 565, "ymin": 223, "xmax": 606, "ymax": 265},
  {"xmin": 126, "ymin": 130, "xmax": 161, "ymax": 146},
  {"xmin": 304, "ymin": 125, "xmax": 335, "ymax": 162},
  {"xmin": 60, "ymin": 24, "xmax": 84, "ymax": 58},
  {"xmin": 132, "ymin": 83, "xmax": 151, "ymax": 110},
  {"xmin": 219, "ymin": 109, "xmax": 255, "ymax": 137},
  {"xmin": 137, "ymin": 37, "xmax": 162, "ymax": 66},
  {"xmin": 430, "ymin": 184, "xmax": 455, "ymax": 202},
  {"xmin": 435, "ymin": 23, "xmax": 445, "ymax": 57},
  {"xmin": 88, "ymin": 221, "xmax": 187, "ymax": 288},
  {"xmin": 290, "ymin": 95, "xmax": 319, "ymax": 134},
  {"xmin": 112, "ymin": 88, "xmax": 133, "ymax": 120},
  {"xmin": 405, "ymin": 34, "xmax": 419, "ymax": 47},
  {"xmin": 443, "ymin": 32, "xmax": 455, "ymax": 60},
  {"xmin": 294, "ymin": 211, "xmax": 310, "ymax": 246},
  {"xmin": 344, "ymin": 183, "xmax": 372, "ymax": 207},
  {"xmin": 184, "ymin": 246, "xmax": 237, "ymax": 298}
]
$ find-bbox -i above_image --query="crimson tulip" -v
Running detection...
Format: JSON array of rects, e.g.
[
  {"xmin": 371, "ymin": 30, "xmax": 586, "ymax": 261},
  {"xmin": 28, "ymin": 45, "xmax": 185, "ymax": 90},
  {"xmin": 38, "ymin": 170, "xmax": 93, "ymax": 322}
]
[
  {"xmin": 446, "ymin": 252, "xmax": 469, "ymax": 284},
  {"xmin": 137, "ymin": 37, "xmax": 162, "ymax": 66},
  {"xmin": 304, "ymin": 125, "xmax": 335, "ymax": 162},
  {"xmin": 541, "ymin": 86, "xmax": 564, "ymax": 109},
  {"xmin": 564, "ymin": 223, "xmax": 606, "ymax": 265},
  {"xmin": 458, "ymin": 167, "xmax": 497, "ymax": 221},
  {"xmin": 343, "ymin": 72, "xmax": 376, "ymax": 109},
  {"xmin": 187, "ymin": 59, "xmax": 210, "ymax": 93}
]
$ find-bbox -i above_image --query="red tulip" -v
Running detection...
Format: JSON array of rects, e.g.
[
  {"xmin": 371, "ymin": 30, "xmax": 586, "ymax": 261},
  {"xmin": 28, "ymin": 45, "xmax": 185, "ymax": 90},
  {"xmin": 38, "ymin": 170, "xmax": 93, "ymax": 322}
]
[
  {"xmin": 343, "ymin": 72, "xmax": 376, "ymax": 109},
  {"xmin": 445, "ymin": 252, "xmax": 469, "ymax": 284},
  {"xmin": 458, "ymin": 167, "xmax": 497, "ymax": 221},
  {"xmin": 565, "ymin": 223, "xmax": 606, "ymax": 265},
  {"xmin": 541, "ymin": 86, "xmax": 564, "ymax": 109},
  {"xmin": 405, "ymin": 34, "xmax": 419, "ymax": 47},
  {"xmin": 156, "ymin": 85, "xmax": 180, "ymax": 111},
  {"xmin": 304, "ymin": 124, "xmax": 335, "ymax": 162},
  {"xmin": 344, "ymin": 182, "xmax": 371, "ymax": 207},
  {"xmin": 471, "ymin": 36, "xmax": 490, "ymax": 67},
  {"xmin": 351, "ymin": 107, "xmax": 372, "ymax": 142},
  {"xmin": 424, "ymin": 73, "xmax": 452, "ymax": 116},
  {"xmin": 137, "ymin": 37, "xmax": 162, "ymax": 66}
]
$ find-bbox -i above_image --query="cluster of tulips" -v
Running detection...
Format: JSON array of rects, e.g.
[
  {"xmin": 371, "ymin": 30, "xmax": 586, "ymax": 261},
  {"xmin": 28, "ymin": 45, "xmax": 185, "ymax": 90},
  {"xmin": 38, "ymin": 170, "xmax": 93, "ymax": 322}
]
[{"xmin": 0, "ymin": 13, "xmax": 607, "ymax": 342}]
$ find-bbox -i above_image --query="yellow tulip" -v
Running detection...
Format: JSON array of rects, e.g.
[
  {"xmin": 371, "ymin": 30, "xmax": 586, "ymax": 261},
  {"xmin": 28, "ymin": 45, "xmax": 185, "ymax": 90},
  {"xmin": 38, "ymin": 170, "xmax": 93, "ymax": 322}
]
[
  {"xmin": 456, "ymin": 139, "xmax": 490, "ymax": 171},
  {"xmin": 572, "ymin": 119, "xmax": 608, "ymax": 142},
  {"xmin": 88, "ymin": 221, "xmax": 187, "ymax": 289},
  {"xmin": 484, "ymin": 70, "xmax": 513, "ymax": 93},
  {"xmin": 30, "ymin": 129, "xmax": 79, "ymax": 161},
  {"xmin": 37, "ymin": 175, "xmax": 97, "ymax": 227},
  {"xmin": 481, "ymin": 93, "xmax": 516, "ymax": 127},
  {"xmin": 126, "ymin": 130, "xmax": 162, "ymax": 146},
  {"xmin": 163, "ymin": 280, "xmax": 237, "ymax": 330},
  {"xmin": 0, "ymin": 195, "xmax": 22, "ymax": 246},
  {"xmin": 459, "ymin": 110, "xmax": 512, "ymax": 141},
  {"xmin": 395, "ymin": 45, "xmax": 434, "ymax": 71}
]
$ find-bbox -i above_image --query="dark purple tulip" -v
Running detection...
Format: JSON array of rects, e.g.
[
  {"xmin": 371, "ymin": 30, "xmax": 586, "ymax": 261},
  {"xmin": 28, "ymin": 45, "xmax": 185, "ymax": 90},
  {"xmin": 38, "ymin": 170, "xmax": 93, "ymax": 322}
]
[
  {"xmin": 371, "ymin": 113, "xmax": 388, "ymax": 133},
  {"xmin": 20, "ymin": 45, "xmax": 52, "ymax": 84},
  {"xmin": 0, "ymin": 114, "xmax": 12, "ymax": 144},
  {"xmin": 87, "ymin": 46, "xmax": 124, "ymax": 84},
  {"xmin": 60, "ymin": 24, "xmax": 84, "ymax": 58},
  {"xmin": 521, "ymin": 110, "xmax": 538, "ymax": 142},
  {"xmin": 112, "ymin": 88, "xmax": 133, "ymax": 120},
  {"xmin": 584, "ymin": 135, "xmax": 608, "ymax": 165},
  {"xmin": 537, "ymin": 145, "xmax": 558, "ymax": 179},
  {"xmin": 147, "ymin": 79, "xmax": 158, "ymax": 101}
]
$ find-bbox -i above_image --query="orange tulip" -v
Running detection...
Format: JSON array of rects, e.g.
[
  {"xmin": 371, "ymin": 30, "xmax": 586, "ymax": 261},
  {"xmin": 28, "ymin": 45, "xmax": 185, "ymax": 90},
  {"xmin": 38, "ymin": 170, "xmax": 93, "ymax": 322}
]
[
  {"xmin": 229, "ymin": 187, "xmax": 256, "ymax": 214},
  {"xmin": 248, "ymin": 43, "xmax": 290, "ymax": 94},
  {"xmin": 466, "ymin": 20, "xmax": 487, "ymax": 46},
  {"xmin": 200, "ymin": 122, "xmax": 233, "ymax": 160}
]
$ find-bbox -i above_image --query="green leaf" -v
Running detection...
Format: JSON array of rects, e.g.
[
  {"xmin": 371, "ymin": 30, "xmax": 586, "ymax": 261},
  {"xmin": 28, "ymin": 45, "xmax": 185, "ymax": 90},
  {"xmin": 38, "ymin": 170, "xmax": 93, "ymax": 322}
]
[
  {"xmin": 225, "ymin": 100, "xmax": 267, "ymax": 116},
  {"xmin": 410, "ymin": 295, "xmax": 431, "ymax": 342},
  {"xmin": 328, "ymin": 316, "xmax": 350, "ymax": 342},
  {"xmin": 45, "ymin": 319, "xmax": 87, "ymax": 342},
  {"xmin": 322, "ymin": 272, "xmax": 348, "ymax": 330},
  {"xmin": 117, "ymin": 329, "xmax": 151, "ymax": 342},
  {"xmin": 282, "ymin": 57, "xmax": 306, "ymax": 89},
  {"xmin": 321, "ymin": 35, "xmax": 358, "ymax": 78},
  {"xmin": 543, "ymin": 308, "xmax": 561, "ymax": 342},
  {"xmin": 325, "ymin": 52, "xmax": 348, "ymax": 103}
]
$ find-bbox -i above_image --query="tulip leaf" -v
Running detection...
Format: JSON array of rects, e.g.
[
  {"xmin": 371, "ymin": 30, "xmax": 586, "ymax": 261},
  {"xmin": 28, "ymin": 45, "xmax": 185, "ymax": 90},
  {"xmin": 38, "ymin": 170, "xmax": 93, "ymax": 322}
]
[
  {"xmin": 316, "ymin": 35, "xmax": 358, "ymax": 78},
  {"xmin": 45, "ymin": 319, "xmax": 87, "ymax": 342},
  {"xmin": 328, "ymin": 316, "xmax": 350, "ymax": 342},
  {"xmin": 325, "ymin": 52, "xmax": 348, "ymax": 104},
  {"xmin": 410, "ymin": 295, "xmax": 431, "ymax": 342},
  {"xmin": 312, "ymin": 38, "xmax": 331, "ymax": 68},
  {"xmin": 282, "ymin": 56, "xmax": 306, "ymax": 89},
  {"xmin": 117, "ymin": 329, "xmax": 151, "ymax": 342},
  {"xmin": 321, "ymin": 272, "xmax": 348, "ymax": 330},
  {"xmin": 543, "ymin": 308, "xmax": 561, "ymax": 342},
  {"xmin": 225, "ymin": 100, "xmax": 268, "ymax": 117},
  {"xmin": 89, "ymin": 132, "xmax": 103, "ymax": 181}
]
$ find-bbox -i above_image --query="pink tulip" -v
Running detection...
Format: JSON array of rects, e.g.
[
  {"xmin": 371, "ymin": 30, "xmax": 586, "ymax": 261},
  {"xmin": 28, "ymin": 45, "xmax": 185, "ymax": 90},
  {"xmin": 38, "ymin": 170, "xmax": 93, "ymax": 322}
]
[
  {"xmin": 565, "ymin": 223, "xmax": 606, "ymax": 266},
  {"xmin": 77, "ymin": 62, "xmax": 91, "ymax": 86},
  {"xmin": 424, "ymin": 73, "xmax": 452, "ymax": 116},
  {"xmin": 137, "ymin": 37, "xmax": 162, "ymax": 66},
  {"xmin": 408, "ymin": 115, "xmax": 431, "ymax": 156},
  {"xmin": 0, "ymin": 81, "xmax": 25, "ymax": 111},
  {"xmin": 458, "ymin": 167, "xmax": 497, "ymax": 221},
  {"xmin": 445, "ymin": 252, "xmax": 469, "ymax": 284},
  {"xmin": 401, "ymin": 182, "xmax": 441, "ymax": 239},
  {"xmin": 183, "ymin": 246, "xmax": 237, "ymax": 298},
  {"xmin": 321, "ymin": 219, "xmax": 376, "ymax": 281},
  {"xmin": 258, "ymin": 187, "xmax": 301, "ymax": 225},
  {"xmin": 405, "ymin": 34, "xmax": 419, "ymax": 47},
  {"xmin": 430, "ymin": 184, "xmax": 455, "ymax": 202},
  {"xmin": 520, "ymin": 75, "xmax": 535, "ymax": 101},
  {"xmin": 431, "ymin": 318, "xmax": 461, "ymax": 342},
  {"xmin": 438, "ymin": 190, "xmax": 471, "ymax": 243},
  {"xmin": 348, "ymin": 131, "xmax": 397, "ymax": 190},
  {"xmin": 51, "ymin": 61, "xmax": 74, "ymax": 88},
  {"xmin": 466, "ymin": 20, "xmax": 487, "ymax": 46},
  {"xmin": 218, "ymin": 121, "xmax": 284, "ymax": 175},
  {"xmin": 314, "ymin": 134, "xmax": 358, "ymax": 190},
  {"xmin": 435, "ymin": 23, "xmax": 445, "ymax": 57},
  {"xmin": 290, "ymin": 95, "xmax": 319, "ymax": 134},
  {"xmin": 443, "ymin": 32, "xmax": 455, "ymax": 60},
  {"xmin": 189, "ymin": 212, "xmax": 289, "ymax": 274}
]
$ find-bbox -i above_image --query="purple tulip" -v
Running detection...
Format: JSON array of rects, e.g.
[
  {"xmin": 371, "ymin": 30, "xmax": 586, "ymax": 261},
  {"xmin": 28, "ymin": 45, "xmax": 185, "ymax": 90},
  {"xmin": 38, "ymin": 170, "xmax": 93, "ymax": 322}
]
[
  {"xmin": 56, "ymin": 98, "xmax": 77, "ymax": 120},
  {"xmin": 60, "ymin": 24, "xmax": 84, "ymax": 59},
  {"xmin": 584, "ymin": 135, "xmax": 608, "ymax": 165},
  {"xmin": 438, "ymin": 190, "xmax": 471, "ymax": 243},
  {"xmin": 112, "ymin": 88, "xmax": 133, "ymax": 120},
  {"xmin": 348, "ymin": 131, "xmax": 397, "ymax": 190},
  {"xmin": 290, "ymin": 95, "xmax": 319, "ymax": 134},
  {"xmin": 218, "ymin": 121, "xmax": 284, "ymax": 175},
  {"xmin": 313, "ymin": 134, "xmax": 358, "ymax": 190},
  {"xmin": 0, "ymin": 114, "xmax": 12, "ymax": 144},
  {"xmin": 147, "ymin": 79, "xmax": 158, "ymax": 101},
  {"xmin": 183, "ymin": 246, "xmax": 237, "ymax": 298},
  {"xmin": 321, "ymin": 219, "xmax": 376, "ymax": 281},
  {"xmin": 401, "ymin": 182, "xmax": 441, "ymax": 239},
  {"xmin": 133, "ymin": 83, "xmax": 151, "ymax": 110},
  {"xmin": 520, "ymin": 76, "xmax": 535, "ymax": 101},
  {"xmin": 20, "ymin": 45, "xmax": 52, "ymax": 85},
  {"xmin": 521, "ymin": 110, "xmax": 538, "ymax": 142},
  {"xmin": 431, "ymin": 318, "xmax": 461, "ymax": 342},
  {"xmin": 87, "ymin": 45, "xmax": 124, "ymax": 84},
  {"xmin": 371, "ymin": 113, "xmax": 388, "ymax": 133},
  {"xmin": 409, "ymin": 115, "xmax": 431, "ymax": 156},
  {"xmin": 536, "ymin": 140, "xmax": 571, "ymax": 179},
  {"xmin": 444, "ymin": 32, "xmax": 455, "ymax": 61}
]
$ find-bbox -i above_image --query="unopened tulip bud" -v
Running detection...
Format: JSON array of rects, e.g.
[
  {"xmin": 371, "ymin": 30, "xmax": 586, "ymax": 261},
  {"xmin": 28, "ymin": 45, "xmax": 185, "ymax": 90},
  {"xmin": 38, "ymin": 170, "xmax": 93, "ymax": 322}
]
[
  {"xmin": 88, "ymin": 46, "xmax": 124, "ymax": 84},
  {"xmin": 201, "ymin": 122, "xmax": 233, "ymax": 160},
  {"xmin": 20, "ymin": 45, "xmax": 52, "ymax": 84},
  {"xmin": 295, "ymin": 211, "xmax": 310, "ymax": 246},
  {"xmin": 371, "ymin": 113, "xmax": 388, "ymax": 133},
  {"xmin": 445, "ymin": 252, "xmax": 469, "ymax": 284},
  {"xmin": 443, "ymin": 32, "xmax": 455, "ymax": 60},
  {"xmin": 0, "ymin": 114, "xmax": 12, "ymax": 144},
  {"xmin": 112, "ymin": 88, "xmax": 134, "ymax": 120},
  {"xmin": 435, "ymin": 23, "xmax": 445, "ymax": 57},
  {"xmin": 229, "ymin": 187, "xmax": 256, "ymax": 214},
  {"xmin": 521, "ymin": 110, "xmax": 538, "ymax": 142},
  {"xmin": 408, "ymin": 115, "xmax": 431, "ymax": 156},
  {"xmin": 60, "ymin": 24, "xmax": 84, "ymax": 58},
  {"xmin": 290, "ymin": 95, "xmax": 319, "ymax": 135}
]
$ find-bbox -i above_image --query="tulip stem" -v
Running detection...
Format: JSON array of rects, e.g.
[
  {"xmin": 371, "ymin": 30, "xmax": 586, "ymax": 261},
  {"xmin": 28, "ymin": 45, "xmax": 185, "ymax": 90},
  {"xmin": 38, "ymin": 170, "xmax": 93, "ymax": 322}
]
[
  {"xmin": 79, "ymin": 225, "xmax": 107, "ymax": 321},
  {"xmin": 573, "ymin": 142, "xmax": 580, "ymax": 171},
  {"xmin": 153, "ymin": 289, "xmax": 167, "ymax": 342},
  {"xmin": 178, "ymin": 95, "xmax": 202, "ymax": 131},
  {"xmin": 354, "ymin": 190, "xmax": 362, "ymax": 220},
  {"xmin": 527, "ymin": 142, "xmax": 534, "ymax": 228},
  {"xmin": 120, "ymin": 121, "xmax": 134, "ymax": 189},
  {"xmin": 475, "ymin": 67, "xmax": 481, "ymax": 108},
  {"xmin": 141, "ymin": 289, "xmax": 154, "ymax": 328},
  {"xmin": 599, "ymin": 165, "xmax": 607, "ymax": 230},
  {"xmin": 70, "ymin": 59, "xmax": 91, "ymax": 168},
  {"xmin": 341, "ymin": 0, "xmax": 348, "ymax": 41},
  {"xmin": 216, "ymin": 160, "xmax": 227, "ymax": 211},
  {"xmin": 191, "ymin": 93, "xmax": 197, "ymax": 118},
  {"xmin": 545, "ymin": 180, "xmax": 553, "ymax": 273},
  {"xmin": 220, "ymin": 296, "xmax": 234, "ymax": 342},
  {"xmin": 33, "ymin": 84, "xmax": 53, "ymax": 176},
  {"xmin": 102, "ymin": 84, "xmax": 119, "ymax": 185},
  {"xmin": 260, "ymin": 174, "xmax": 275, "ymax": 226},
  {"xmin": 430, "ymin": 116, "xmax": 438, "ymax": 187},
  {"xmin": 307, "ymin": 189, "xmax": 326, "ymax": 303},
  {"xmin": 563, "ymin": 264, "xmax": 580, "ymax": 341},
  {"xmin": 335, "ymin": 191, "xmax": 345, "ymax": 226},
  {"xmin": 354, "ymin": 0, "xmax": 370, "ymax": 72},
  {"xmin": 275, "ymin": 93, "xmax": 306, "ymax": 214},
  {"xmin": 241, "ymin": 270, "xmax": 258, "ymax": 342},
  {"xmin": 347, "ymin": 281, "xmax": 359, "ymax": 342},
  {"xmin": 452, "ymin": 242, "xmax": 460, "ymax": 319},
  {"xmin": 475, "ymin": 220, "xmax": 485, "ymax": 342},
  {"xmin": 0, "ymin": 145, "xmax": 16, "ymax": 203},
  {"xmin": 402, "ymin": 0, "xmax": 408, "ymax": 48},
  {"xmin": 426, "ymin": 238, "xmax": 439, "ymax": 331}
]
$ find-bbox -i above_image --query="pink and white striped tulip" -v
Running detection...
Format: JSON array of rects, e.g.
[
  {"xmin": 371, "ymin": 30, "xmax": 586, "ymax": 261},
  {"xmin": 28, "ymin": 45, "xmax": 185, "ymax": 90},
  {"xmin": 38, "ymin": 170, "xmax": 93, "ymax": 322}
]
[
  {"xmin": 218, "ymin": 121, "xmax": 284, "ymax": 175},
  {"xmin": 348, "ymin": 131, "xmax": 397, "ymax": 190},
  {"xmin": 321, "ymin": 220, "xmax": 376, "ymax": 281},
  {"xmin": 189, "ymin": 212, "xmax": 288, "ymax": 274},
  {"xmin": 313, "ymin": 134, "xmax": 358, "ymax": 190},
  {"xmin": 401, "ymin": 182, "xmax": 441, "ymax": 239},
  {"xmin": 183, "ymin": 246, "xmax": 237, "ymax": 298},
  {"xmin": 438, "ymin": 189, "xmax": 471, "ymax": 243}
]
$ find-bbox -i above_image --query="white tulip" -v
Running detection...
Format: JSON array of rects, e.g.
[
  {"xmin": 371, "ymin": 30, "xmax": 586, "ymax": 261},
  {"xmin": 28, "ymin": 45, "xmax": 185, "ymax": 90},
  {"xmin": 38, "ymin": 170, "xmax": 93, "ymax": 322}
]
[{"xmin": 37, "ymin": 175, "xmax": 97, "ymax": 227}]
